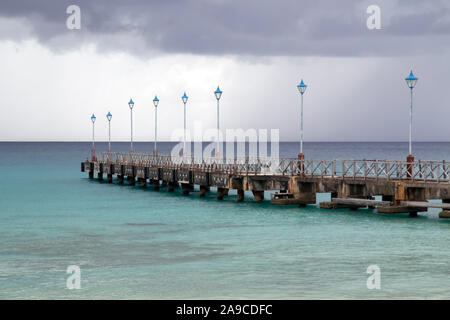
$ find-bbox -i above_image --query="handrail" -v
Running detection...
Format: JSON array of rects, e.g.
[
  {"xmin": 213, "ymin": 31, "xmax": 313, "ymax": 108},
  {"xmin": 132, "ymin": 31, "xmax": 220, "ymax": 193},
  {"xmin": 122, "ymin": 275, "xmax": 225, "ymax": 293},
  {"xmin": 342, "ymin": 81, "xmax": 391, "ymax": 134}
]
[{"xmin": 95, "ymin": 152, "xmax": 450, "ymax": 182}]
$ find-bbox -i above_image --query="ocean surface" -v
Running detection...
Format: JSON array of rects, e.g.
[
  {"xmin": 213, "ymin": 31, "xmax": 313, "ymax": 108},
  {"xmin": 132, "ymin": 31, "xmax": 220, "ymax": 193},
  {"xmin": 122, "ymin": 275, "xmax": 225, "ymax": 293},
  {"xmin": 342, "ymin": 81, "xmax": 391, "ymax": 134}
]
[{"xmin": 1, "ymin": 141, "xmax": 450, "ymax": 299}]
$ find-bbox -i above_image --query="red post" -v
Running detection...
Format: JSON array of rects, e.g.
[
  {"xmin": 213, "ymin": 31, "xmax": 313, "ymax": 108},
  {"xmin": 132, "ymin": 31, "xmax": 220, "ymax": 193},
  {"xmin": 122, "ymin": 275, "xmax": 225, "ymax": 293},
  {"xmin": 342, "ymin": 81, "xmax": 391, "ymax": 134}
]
[
  {"xmin": 406, "ymin": 154, "xmax": 414, "ymax": 179},
  {"xmin": 91, "ymin": 147, "xmax": 96, "ymax": 162},
  {"xmin": 298, "ymin": 153, "xmax": 305, "ymax": 175}
]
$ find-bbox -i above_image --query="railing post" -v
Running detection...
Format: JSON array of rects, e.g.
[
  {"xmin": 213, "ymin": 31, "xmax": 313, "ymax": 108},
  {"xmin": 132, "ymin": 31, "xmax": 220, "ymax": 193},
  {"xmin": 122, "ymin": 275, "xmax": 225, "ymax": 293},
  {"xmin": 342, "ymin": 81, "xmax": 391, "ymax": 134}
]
[
  {"xmin": 320, "ymin": 161, "xmax": 324, "ymax": 179},
  {"xmin": 246, "ymin": 156, "xmax": 249, "ymax": 176},
  {"xmin": 423, "ymin": 161, "xmax": 427, "ymax": 182},
  {"xmin": 386, "ymin": 162, "xmax": 390, "ymax": 181},
  {"xmin": 375, "ymin": 161, "xmax": 378, "ymax": 181},
  {"xmin": 332, "ymin": 160, "xmax": 335, "ymax": 178},
  {"xmin": 444, "ymin": 160, "xmax": 447, "ymax": 182},
  {"xmin": 364, "ymin": 161, "xmax": 367, "ymax": 180},
  {"xmin": 438, "ymin": 162, "xmax": 441, "ymax": 183},
  {"xmin": 342, "ymin": 160, "xmax": 346, "ymax": 180},
  {"xmin": 353, "ymin": 160, "xmax": 356, "ymax": 179},
  {"xmin": 418, "ymin": 160, "xmax": 422, "ymax": 179}
]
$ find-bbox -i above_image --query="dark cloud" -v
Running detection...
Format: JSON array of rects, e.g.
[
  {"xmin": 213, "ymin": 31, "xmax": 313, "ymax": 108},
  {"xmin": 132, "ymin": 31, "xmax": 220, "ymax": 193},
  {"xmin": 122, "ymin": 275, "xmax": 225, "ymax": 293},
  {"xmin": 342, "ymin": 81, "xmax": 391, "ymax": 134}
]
[{"xmin": 1, "ymin": 0, "xmax": 450, "ymax": 57}]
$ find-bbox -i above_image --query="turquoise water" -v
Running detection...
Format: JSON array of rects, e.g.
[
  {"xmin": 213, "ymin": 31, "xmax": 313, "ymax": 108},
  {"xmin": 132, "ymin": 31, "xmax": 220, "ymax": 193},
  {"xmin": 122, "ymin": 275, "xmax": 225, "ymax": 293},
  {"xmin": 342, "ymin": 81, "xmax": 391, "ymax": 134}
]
[{"xmin": 1, "ymin": 142, "xmax": 450, "ymax": 299}]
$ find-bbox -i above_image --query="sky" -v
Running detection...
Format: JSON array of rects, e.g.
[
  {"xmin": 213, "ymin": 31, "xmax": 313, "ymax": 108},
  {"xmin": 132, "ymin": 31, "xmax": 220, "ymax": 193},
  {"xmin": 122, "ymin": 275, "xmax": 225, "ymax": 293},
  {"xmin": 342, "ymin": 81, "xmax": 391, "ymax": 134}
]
[{"xmin": 0, "ymin": 0, "xmax": 450, "ymax": 142}]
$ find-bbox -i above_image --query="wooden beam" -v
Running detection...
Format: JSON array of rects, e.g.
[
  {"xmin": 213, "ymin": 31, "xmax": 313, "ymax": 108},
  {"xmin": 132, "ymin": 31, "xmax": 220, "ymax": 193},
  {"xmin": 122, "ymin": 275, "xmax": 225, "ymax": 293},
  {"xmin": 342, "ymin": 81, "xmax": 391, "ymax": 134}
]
[
  {"xmin": 400, "ymin": 201, "xmax": 450, "ymax": 209},
  {"xmin": 332, "ymin": 198, "xmax": 392, "ymax": 206}
]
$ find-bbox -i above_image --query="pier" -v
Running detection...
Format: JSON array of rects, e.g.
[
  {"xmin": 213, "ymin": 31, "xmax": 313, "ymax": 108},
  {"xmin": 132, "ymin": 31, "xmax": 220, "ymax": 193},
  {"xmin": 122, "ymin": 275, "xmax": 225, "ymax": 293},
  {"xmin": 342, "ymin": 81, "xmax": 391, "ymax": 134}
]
[{"xmin": 82, "ymin": 152, "xmax": 450, "ymax": 218}]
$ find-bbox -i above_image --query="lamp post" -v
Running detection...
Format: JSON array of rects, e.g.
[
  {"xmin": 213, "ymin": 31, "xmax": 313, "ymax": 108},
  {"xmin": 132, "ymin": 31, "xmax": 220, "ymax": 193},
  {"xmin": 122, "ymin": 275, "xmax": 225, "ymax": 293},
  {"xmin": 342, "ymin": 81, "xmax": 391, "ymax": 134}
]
[
  {"xmin": 182, "ymin": 92, "xmax": 188, "ymax": 155},
  {"xmin": 296, "ymin": 79, "xmax": 307, "ymax": 167},
  {"xmin": 405, "ymin": 71, "xmax": 418, "ymax": 156},
  {"xmin": 153, "ymin": 96, "xmax": 159, "ymax": 155},
  {"xmin": 128, "ymin": 98, "xmax": 134, "ymax": 152},
  {"xmin": 405, "ymin": 70, "xmax": 418, "ymax": 178},
  {"xmin": 91, "ymin": 114, "xmax": 96, "ymax": 161},
  {"xmin": 106, "ymin": 112, "xmax": 112, "ymax": 152},
  {"xmin": 214, "ymin": 86, "xmax": 222, "ymax": 157}
]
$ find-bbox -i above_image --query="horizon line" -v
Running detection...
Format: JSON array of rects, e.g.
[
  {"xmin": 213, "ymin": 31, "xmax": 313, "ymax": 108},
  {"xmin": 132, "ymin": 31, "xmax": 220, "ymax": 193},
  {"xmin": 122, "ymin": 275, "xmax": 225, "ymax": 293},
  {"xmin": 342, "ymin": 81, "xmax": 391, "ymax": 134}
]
[{"xmin": 1, "ymin": 140, "xmax": 450, "ymax": 143}]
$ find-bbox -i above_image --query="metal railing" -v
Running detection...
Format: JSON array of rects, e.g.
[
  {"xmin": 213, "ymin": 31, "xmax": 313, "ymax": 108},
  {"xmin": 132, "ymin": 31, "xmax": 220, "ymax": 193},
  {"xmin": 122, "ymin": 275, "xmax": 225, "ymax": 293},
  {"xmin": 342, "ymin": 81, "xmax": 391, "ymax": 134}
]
[{"xmin": 96, "ymin": 152, "xmax": 450, "ymax": 182}]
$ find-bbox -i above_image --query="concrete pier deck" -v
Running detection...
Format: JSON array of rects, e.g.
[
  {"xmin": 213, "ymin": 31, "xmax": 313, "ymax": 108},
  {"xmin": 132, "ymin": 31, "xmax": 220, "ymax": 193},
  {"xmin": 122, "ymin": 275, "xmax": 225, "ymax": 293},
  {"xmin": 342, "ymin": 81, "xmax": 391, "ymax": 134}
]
[{"xmin": 82, "ymin": 152, "xmax": 450, "ymax": 218}]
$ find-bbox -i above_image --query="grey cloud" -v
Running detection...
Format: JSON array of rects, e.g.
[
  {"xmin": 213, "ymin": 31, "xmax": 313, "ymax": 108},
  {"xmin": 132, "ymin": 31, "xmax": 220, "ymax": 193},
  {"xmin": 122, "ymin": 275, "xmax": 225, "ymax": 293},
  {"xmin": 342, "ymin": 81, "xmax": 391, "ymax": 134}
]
[{"xmin": 1, "ymin": 0, "xmax": 450, "ymax": 57}]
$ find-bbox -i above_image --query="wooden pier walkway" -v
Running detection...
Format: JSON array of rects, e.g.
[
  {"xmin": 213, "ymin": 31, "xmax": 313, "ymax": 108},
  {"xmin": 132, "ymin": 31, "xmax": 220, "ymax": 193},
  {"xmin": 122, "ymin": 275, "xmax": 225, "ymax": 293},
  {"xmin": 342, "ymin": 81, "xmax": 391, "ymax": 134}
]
[{"xmin": 82, "ymin": 152, "xmax": 450, "ymax": 218}]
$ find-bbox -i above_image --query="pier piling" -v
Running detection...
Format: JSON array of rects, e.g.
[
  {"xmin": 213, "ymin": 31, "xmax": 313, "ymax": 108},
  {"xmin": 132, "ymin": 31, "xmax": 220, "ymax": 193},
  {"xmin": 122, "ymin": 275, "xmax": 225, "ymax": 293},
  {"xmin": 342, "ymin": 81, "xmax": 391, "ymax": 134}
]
[
  {"xmin": 199, "ymin": 185, "xmax": 209, "ymax": 197},
  {"xmin": 138, "ymin": 178, "xmax": 147, "ymax": 187},
  {"xmin": 181, "ymin": 183, "xmax": 191, "ymax": 195},
  {"xmin": 252, "ymin": 190, "xmax": 264, "ymax": 202},
  {"xmin": 167, "ymin": 181, "xmax": 177, "ymax": 192},
  {"xmin": 150, "ymin": 179, "xmax": 160, "ymax": 190},
  {"xmin": 237, "ymin": 189, "xmax": 244, "ymax": 202},
  {"xmin": 217, "ymin": 187, "xmax": 228, "ymax": 200}
]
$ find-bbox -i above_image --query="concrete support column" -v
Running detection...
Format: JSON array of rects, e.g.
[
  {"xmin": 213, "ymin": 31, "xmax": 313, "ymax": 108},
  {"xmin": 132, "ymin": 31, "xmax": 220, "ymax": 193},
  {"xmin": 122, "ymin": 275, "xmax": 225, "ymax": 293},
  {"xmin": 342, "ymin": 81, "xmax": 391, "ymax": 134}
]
[
  {"xmin": 97, "ymin": 172, "xmax": 103, "ymax": 180},
  {"xmin": 152, "ymin": 179, "xmax": 160, "ymax": 190},
  {"xmin": 167, "ymin": 182, "xmax": 177, "ymax": 192},
  {"xmin": 217, "ymin": 187, "xmax": 228, "ymax": 200},
  {"xmin": 252, "ymin": 190, "xmax": 264, "ymax": 202},
  {"xmin": 367, "ymin": 196, "xmax": 376, "ymax": 209},
  {"xmin": 107, "ymin": 174, "xmax": 113, "ymax": 183},
  {"xmin": 181, "ymin": 183, "xmax": 192, "ymax": 195},
  {"xmin": 128, "ymin": 176, "xmax": 136, "ymax": 186},
  {"xmin": 237, "ymin": 189, "xmax": 244, "ymax": 202},
  {"xmin": 409, "ymin": 211, "xmax": 418, "ymax": 217},
  {"xmin": 289, "ymin": 179, "xmax": 316, "ymax": 205},
  {"xmin": 118, "ymin": 175, "xmax": 124, "ymax": 184},
  {"xmin": 138, "ymin": 178, "xmax": 147, "ymax": 187},
  {"xmin": 199, "ymin": 185, "xmax": 209, "ymax": 197},
  {"xmin": 89, "ymin": 171, "xmax": 94, "ymax": 179},
  {"xmin": 394, "ymin": 182, "xmax": 406, "ymax": 205}
]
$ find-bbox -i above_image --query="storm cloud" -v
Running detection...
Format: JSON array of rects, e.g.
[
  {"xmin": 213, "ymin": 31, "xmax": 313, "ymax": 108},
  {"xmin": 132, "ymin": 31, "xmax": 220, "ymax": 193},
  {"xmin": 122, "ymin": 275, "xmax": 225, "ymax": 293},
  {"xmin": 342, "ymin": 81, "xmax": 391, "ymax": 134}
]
[
  {"xmin": 1, "ymin": 0, "xmax": 450, "ymax": 57},
  {"xmin": 0, "ymin": 1, "xmax": 450, "ymax": 143}
]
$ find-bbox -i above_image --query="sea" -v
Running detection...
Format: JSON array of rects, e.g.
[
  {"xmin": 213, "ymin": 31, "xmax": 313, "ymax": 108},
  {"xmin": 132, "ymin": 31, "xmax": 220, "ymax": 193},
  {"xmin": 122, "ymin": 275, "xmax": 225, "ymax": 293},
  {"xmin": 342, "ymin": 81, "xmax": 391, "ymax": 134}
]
[{"xmin": 1, "ymin": 141, "xmax": 450, "ymax": 299}]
